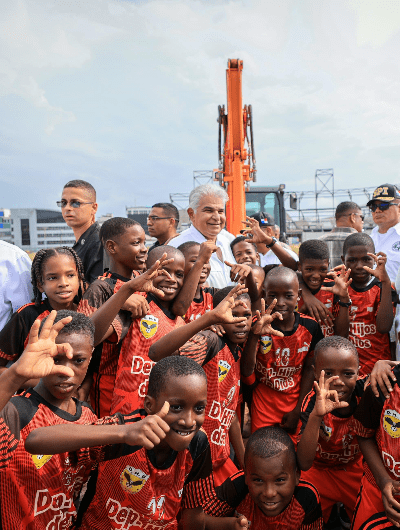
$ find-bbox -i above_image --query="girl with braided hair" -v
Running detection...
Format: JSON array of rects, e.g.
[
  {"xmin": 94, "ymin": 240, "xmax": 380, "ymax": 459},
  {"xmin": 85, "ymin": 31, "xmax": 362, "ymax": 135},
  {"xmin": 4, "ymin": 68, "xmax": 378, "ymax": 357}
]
[{"xmin": 0, "ymin": 247, "xmax": 86, "ymax": 387}]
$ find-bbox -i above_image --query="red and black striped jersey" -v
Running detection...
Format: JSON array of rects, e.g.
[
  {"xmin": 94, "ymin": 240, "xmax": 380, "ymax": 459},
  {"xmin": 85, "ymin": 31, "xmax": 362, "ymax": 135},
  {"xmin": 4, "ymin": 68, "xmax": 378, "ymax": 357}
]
[
  {"xmin": 353, "ymin": 365, "xmax": 400, "ymax": 487},
  {"xmin": 184, "ymin": 287, "xmax": 216, "ymax": 324},
  {"xmin": 0, "ymin": 299, "xmax": 53, "ymax": 362},
  {"xmin": 299, "ymin": 377, "xmax": 368, "ymax": 467},
  {"xmin": 347, "ymin": 279, "xmax": 397, "ymax": 376},
  {"xmin": 0, "ymin": 388, "xmax": 114, "ymax": 530},
  {"xmin": 78, "ymin": 271, "xmax": 133, "ymax": 376},
  {"xmin": 78, "ymin": 409, "xmax": 214, "ymax": 530},
  {"xmin": 204, "ymin": 471, "xmax": 323, "ymax": 529},
  {"xmin": 298, "ymin": 280, "xmax": 339, "ymax": 338},
  {"xmin": 179, "ymin": 330, "xmax": 241, "ymax": 469},
  {"xmin": 111, "ymin": 294, "xmax": 185, "ymax": 415}
]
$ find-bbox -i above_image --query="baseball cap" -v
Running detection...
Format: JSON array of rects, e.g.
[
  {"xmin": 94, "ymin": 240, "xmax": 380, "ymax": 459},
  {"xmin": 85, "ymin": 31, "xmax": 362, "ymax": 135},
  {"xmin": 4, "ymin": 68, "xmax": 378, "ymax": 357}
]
[
  {"xmin": 366, "ymin": 184, "xmax": 400, "ymax": 206},
  {"xmin": 250, "ymin": 211, "xmax": 275, "ymax": 227}
]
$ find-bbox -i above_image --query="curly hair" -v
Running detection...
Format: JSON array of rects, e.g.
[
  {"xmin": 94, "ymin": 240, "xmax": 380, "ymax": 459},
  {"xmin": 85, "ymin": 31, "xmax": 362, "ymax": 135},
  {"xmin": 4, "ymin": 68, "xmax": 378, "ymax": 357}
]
[{"xmin": 31, "ymin": 247, "xmax": 86, "ymax": 306}]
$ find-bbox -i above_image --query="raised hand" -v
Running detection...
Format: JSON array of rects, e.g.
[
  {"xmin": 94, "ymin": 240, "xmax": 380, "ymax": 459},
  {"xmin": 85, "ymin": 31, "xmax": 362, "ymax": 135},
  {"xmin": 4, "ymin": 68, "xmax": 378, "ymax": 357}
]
[
  {"xmin": 313, "ymin": 370, "xmax": 349, "ymax": 418},
  {"xmin": 241, "ymin": 216, "xmax": 272, "ymax": 245},
  {"xmin": 323, "ymin": 265, "xmax": 352, "ymax": 298},
  {"xmin": 364, "ymin": 252, "xmax": 391, "ymax": 284},
  {"xmin": 126, "ymin": 253, "xmax": 174, "ymax": 298},
  {"xmin": 197, "ymin": 241, "xmax": 218, "ymax": 264},
  {"xmin": 121, "ymin": 294, "xmax": 150, "ymax": 318},
  {"xmin": 252, "ymin": 299, "xmax": 284, "ymax": 337},
  {"xmin": 211, "ymin": 283, "xmax": 249, "ymax": 324},
  {"xmin": 370, "ymin": 360, "xmax": 400, "ymax": 399},
  {"xmin": 224, "ymin": 261, "xmax": 252, "ymax": 283},
  {"xmin": 124, "ymin": 401, "xmax": 170, "ymax": 449},
  {"xmin": 13, "ymin": 311, "xmax": 75, "ymax": 382}
]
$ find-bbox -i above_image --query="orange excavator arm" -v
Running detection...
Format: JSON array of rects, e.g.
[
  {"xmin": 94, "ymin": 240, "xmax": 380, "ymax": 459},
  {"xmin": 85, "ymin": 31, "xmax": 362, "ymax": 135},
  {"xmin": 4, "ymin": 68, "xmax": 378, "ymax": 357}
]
[{"xmin": 216, "ymin": 59, "xmax": 256, "ymax": 235}]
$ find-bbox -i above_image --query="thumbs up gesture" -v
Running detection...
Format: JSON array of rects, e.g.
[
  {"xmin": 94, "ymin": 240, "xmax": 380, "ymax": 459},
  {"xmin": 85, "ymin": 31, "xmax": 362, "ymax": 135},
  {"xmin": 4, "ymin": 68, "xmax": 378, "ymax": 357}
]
[{"xmin": 124, "ymin": 401, "xmax": 171, "ymax": 449}]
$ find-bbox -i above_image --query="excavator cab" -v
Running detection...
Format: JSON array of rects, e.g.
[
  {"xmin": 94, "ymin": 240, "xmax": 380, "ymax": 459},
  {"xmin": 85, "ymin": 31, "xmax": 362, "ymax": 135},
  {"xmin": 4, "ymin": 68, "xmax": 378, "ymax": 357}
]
[{"xmin": 245, "ymin": 185, "xmax": 286, "ymax": 236}]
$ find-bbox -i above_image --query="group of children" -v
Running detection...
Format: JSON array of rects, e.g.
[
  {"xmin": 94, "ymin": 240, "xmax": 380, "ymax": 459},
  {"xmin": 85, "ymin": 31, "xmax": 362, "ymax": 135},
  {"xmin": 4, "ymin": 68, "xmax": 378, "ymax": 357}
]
[{"xmin": 0, "ymin": 214, "xmax": 399, "ymax": 529}]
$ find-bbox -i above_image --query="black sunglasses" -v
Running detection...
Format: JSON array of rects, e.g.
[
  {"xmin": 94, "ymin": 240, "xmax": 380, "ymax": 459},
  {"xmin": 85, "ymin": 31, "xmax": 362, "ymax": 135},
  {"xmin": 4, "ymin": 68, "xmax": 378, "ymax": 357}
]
[
  {"xmin": 369, "ymin": 202, "xmax": 398, "ymax": 212},
  {"xmin": 57, "ymin": 200, "xmax": 93, "ymax": 209}
]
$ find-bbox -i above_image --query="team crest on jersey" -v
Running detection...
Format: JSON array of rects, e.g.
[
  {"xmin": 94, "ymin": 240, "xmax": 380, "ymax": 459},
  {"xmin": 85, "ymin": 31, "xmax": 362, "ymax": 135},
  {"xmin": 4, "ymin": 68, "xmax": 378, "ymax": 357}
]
[
  {"xmin": 140, "ymin": 315, "xmax": 158, "ymax": 339},
  {"xmin": 31, "ymin": 454, "xmax": 53, "ymax": 469},
  {"xmin": 120, "ymin": 466, "xmax": 150, "ymax": 493},
  {"xmin": 383, "ymin": 409, "xmax": 400, "ymax": 438},
  {"xmin": 260, "ymin": 335, "xmax": 272, "ymax": 355},
  {"xmin": 319, "ymin": 422, "xmax": 332, "ymax": 441},
  {"xmin": 218, "ymin": 360, "xmax": 231, "ymax": 383}
]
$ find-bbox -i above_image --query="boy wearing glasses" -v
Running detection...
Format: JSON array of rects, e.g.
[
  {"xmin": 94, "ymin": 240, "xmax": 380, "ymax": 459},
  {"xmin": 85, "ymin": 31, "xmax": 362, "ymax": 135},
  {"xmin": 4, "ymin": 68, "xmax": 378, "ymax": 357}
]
[
  {"xmin": 368, "ymin": 183, "xmax": 400, "ymax": 283},
  {"xmin": 147, "ymin": 202, "xmax": 179, "ymax": 251},
  {"xmin": 59, "ymin": 179, "xmax": 105, "ymax": 285}
]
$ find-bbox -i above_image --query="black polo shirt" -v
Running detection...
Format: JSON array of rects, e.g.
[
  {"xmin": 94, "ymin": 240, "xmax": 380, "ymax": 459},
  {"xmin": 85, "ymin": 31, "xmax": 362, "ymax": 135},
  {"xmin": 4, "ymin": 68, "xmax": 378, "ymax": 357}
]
[{"xmin": 72, "ymin": 222, "xmax": 105, "ymax": 285}]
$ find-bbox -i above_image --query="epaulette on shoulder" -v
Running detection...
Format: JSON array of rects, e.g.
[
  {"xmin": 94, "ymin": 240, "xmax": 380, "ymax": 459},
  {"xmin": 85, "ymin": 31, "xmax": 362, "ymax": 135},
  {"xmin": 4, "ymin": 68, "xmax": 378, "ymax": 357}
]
[
  {"xmin": 294, "ymin": 479, "xmax": 320, "ymax": 512},
  {"xmin": 16, "ymin": 302, "xmax": 36, "ymax": 314},
  {"xmin": 188, "ymin": 428, "xmax": 209, "ymax": 460},
  {"xmin": 10, "ymin": 394, "xmax": 38, "ymax": 431}
]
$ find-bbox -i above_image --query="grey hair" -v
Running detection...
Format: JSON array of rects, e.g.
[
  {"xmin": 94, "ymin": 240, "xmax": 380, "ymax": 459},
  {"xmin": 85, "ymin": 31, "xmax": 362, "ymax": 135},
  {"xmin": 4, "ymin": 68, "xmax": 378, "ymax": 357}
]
[{"xmin": 189, "ymin": 184, "xmax": 229, "ymax": 212}]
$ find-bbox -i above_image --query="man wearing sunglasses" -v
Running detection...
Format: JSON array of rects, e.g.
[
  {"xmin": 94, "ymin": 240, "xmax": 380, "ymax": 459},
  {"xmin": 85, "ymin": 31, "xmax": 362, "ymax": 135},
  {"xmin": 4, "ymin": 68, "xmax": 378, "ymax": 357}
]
[
  {"xmin": 318, "ymin": 201, "xmax": 364, "ymax": 269},
  {"xmin": 147, "ymin": 203, "xmax": 179, "ymax": 252},
  {"xmin": 59, "ymin": 179, "xmax": 104, "ymax": 285},
  {"xmin": 368, "ymin": 184, "xmax": 400, "ymax": 283}
]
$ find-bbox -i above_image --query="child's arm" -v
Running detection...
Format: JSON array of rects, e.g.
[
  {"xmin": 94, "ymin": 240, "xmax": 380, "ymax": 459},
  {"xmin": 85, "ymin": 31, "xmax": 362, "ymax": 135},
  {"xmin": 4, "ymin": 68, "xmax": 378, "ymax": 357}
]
[
  {"xmin": 370, "ymin": 360, "xmax": 400, "ymax": 399},
  {"xmin": 321, "ymin": 265, "xmax": 352, "ymax": 337},
  {"xmin": 241, "ymin": 216, "xmax": 298, "ymax": 271},
  {"xmin": 281, "ymin": 356, "xmax": 314, "ymax": 434},
  {"xmin": 148, "ymin": 284, "xmax": 249, "ymax": 362},
  {"xmin": 358, "ymin": 436, "xmax": 400, "ymax": 526},
  {"xmin": 179, "ymin": 507, "xmax": 205, "ymax": 530},
  {"xmin": 224, "ymin": 263, "xmax": 259, "ymax": 303},
  {"xmin": 297, "ymin": 370, "xmax": 349, "ymax": 470},
  {"xmin": 90, "ymin": 255, "xmax": 173, "ymax": 345},
  {"xmin": 240, "ymin": 299, "xmax": 283, "ymax": 377},
  {"xmin": 364, "ymin": 252, "xmax": 394, "ymax": 334},
  {"xmin": 172, "ymin": 241, "xmax": 218, "ymax": 316},
  {"xmin": 0, "ymin": 312, "xmax": 75, "ymax": 412},
  {"xmin": 229, "ymin": 414, "xmax": 244, "ymax": 470},
  {"xmin": 204, "ymin": 514, "xmax": 248, "ymax": 529},
  {"xmin": 25, "ymin": 401, "xmax": 170, "ymax": 454}
]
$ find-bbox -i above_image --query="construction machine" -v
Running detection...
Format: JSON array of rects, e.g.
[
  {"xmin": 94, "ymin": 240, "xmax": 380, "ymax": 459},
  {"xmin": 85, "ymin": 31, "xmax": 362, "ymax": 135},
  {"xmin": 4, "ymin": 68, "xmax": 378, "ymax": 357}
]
[{"xmin": 215, "ymin": 59, "xmax": 287, "ymax": 236}]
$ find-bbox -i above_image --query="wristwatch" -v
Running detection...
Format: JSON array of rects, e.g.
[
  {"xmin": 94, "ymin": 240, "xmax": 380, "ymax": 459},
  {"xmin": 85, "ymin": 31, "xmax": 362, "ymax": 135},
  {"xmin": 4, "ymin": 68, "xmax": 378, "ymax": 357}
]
[
  {"xmin": 338, "ymin": 298, "xmax": 352, "ymax": 308},
  {"xmin": 266, "ymin": 237, "xmax": 277, "ymax": 248}
]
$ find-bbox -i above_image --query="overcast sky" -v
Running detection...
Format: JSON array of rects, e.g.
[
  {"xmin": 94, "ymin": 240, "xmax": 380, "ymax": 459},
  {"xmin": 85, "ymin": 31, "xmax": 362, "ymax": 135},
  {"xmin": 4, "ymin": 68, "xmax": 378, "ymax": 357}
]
[{"xmin": 1, "ymin": 0, "xmax": 400, "ymax": 217}]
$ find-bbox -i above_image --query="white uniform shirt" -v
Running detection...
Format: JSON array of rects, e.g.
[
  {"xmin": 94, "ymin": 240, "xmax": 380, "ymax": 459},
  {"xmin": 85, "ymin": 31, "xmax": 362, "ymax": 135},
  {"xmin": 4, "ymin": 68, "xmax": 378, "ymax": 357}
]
[
  {"xmin": 169, "ymin": 225, "xmax": 235, "ymax": 289},
  {"xmin": 370, "ymin": 222, "xmax": 400, "ymax": 283},
  {"xmin": 0, "ymin": 241, "xmax": 33, "ymax": 331},
  {"xmin": 259, "ymin": 244, "xmax": 299, "ymax": 267}
]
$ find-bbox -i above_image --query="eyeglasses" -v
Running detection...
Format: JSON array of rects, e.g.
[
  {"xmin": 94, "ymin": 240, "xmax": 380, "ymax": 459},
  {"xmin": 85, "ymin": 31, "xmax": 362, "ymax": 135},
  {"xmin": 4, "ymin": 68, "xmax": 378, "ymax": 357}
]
[
  {"xmin": 147, "ymin": 216, "xmax": 178, "ymax": 222},
  {"xmin": 350, "ymin": 213, "xmax": 365, "ymax": 221},
  {"xmin": 369, "ymin": 202, "xmax": 398, "ymax": 213},
  {"xmin": 57, "ymin": 200, "xmax": 93, "ymax": 209}
]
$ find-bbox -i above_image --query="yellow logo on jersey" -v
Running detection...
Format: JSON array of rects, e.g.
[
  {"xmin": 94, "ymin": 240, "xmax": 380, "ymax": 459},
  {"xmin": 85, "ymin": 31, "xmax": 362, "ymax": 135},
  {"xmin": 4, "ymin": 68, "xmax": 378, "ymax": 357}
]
[
  {"xmin": 319, "ymin": 422, "xmax": 332, "ymax": 441},
  {"xmin": 120, "ymin": 466, "xmax": 150, "ymax": 494},
  {"xmin": 383, "ymin": 409, "xmax": 400, "ymax": 438},
  {"xmin": 218, "ymin": 360, "xmax": 231, "ymax": 383},
  {"xmin": 31, "ymin": 454, "xmax": 53, "ymax": 469},
  {"xmin": 260, "ymin": 335, "xmax": 272, "ymax": 355},
  {"xmin": 140, "ymin": 315, "xmax": 158, "ymax": 339}
]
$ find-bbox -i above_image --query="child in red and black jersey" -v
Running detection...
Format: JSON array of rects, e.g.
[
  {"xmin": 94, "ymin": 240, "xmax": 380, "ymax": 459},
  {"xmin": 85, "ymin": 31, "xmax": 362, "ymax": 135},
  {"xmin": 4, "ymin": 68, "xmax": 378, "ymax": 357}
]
[
  {"xmin": 351, "ymin": 362, "xmax": 400, "ymax": 529},
  {"xmin": 0, "ymin": 247, "xmax": 86, "ymax": 385},
  {"xmin": 88, "ymin": 246, "xmax": 186, "ymax": 415},
  {"xmin": 242, "ymin": 267, "xmax": 324, "ymax": 437},
  {"xmin": 78, "ymin": 217, "xmax": 149, "ymax": 417},
  {"xmin": 0, "ymin": 310, "xmax": 118, "ymax": 529},
  {"xmin": 173, "ymin": 240, "xmax": 218, "ymax": 323},
  {"xmin": 230, "ymin": 235, "xmax": 260, "ymax": 266},
  {"xmin": 297, "ymin": 239, "xmax": 352, "ymax": 338},
  {"xmin": 342, "ymin": 232, "xmax": 396, "ymax": 376},
  {"xmin": 204, "ymin": 426, "xmax": 324, "ymax": 529},
  {"xmin": 149, "ymin": 284, "xmax": 283, "ymax": 486},
  {"xmin": 26, "ymin": 356, "xmax": 215, "ymax": 530}
]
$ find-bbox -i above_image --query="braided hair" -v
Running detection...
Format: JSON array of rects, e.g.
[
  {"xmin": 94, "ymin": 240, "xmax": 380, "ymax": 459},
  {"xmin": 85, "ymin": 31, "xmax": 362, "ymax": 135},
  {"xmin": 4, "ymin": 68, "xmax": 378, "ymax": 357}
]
[{"xmin": 31, "ymin": 247, "xmax": 86, "ymax": 306}]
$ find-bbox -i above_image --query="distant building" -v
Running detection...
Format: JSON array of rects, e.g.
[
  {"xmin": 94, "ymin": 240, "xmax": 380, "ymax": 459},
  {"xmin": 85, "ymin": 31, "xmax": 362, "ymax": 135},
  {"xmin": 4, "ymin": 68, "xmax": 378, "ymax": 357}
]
[
  {"xmin": 126, "ymin": 207, "xmax": 152, "ymax": 235},
  {"xmin": 0, "ymin": 209, "xmax": 12, "ymax": 244}
]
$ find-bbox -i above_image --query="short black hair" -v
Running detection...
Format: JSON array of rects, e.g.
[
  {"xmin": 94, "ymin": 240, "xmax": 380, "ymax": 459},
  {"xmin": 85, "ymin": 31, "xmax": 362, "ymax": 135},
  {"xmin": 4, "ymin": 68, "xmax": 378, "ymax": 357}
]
[
  {"xmin": 177, "ymin": 241, "xmax": 200, "ymax": 257},
  {"xmin": 63, "ymin": 180, "xmax": 96, "ymax": 201},
  {"xmin": 342, "ymin": 232, "xmax": 375, "ymax": 257},
  {"xmin": 40, "ymin": 310, "xmax": 95, "ymax": 346},
  {"xmin": 152, "ymin": 203, "xmax": 179, "ymax": 224},
  {"xmin": 99, "ymin": 217, "xmax": 142, "ymax": 245},
  {"xmin": 314, "ymin": 335, "xmax": 358, "ymax": 365},
  {"xmin": 230, "ymin": 236, "xmax": 258, "ymax": 253},
  {"xmin": 335, "ymin": 201, "xmax": 361, "ymax": 220},
  {"xmin": 264, "ymin": 266, "xmax": 298, "ymax": 289},
  {"xmin": 245, "ymin": 426, "xmax": 296, "ymax": 470},
  {"xmin": 299, "ymin": 240, "xmax": 329, "ymax": 262},
  {"xmin": 147, "ymin": 356, "xmax": 206, "ymax": 399},
  {"xmin": 147, "ymin": 245, "xmax": 184, "ymax": 269},
  {"xmin": 212, "ymin": 286, "xmax": 251, "ymax": 307}
]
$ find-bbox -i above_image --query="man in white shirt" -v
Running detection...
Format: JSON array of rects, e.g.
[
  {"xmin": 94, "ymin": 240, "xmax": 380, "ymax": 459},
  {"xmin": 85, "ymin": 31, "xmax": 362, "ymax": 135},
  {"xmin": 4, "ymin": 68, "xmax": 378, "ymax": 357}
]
[
  {"xmin": 169, "ymin": 184, "xmax": 235, "ymax": 288},
  {"xmin": 0, "ymin": 241, "xmax": 33, "ymax": 331},
  {"xmin": 368, "ymin": 183, "xmax": 400, "ymax": 283}
]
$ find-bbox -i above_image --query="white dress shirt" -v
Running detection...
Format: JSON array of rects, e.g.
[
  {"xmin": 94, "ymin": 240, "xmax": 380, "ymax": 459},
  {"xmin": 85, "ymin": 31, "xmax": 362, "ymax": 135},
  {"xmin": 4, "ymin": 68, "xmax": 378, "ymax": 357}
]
[
  {"xmin": 0, "ymin": 241, "xmax": 33, "ymax": 331},
  {"xmin": 169, "ymin": 225, "xmax": 235, "ymax": 289},
  {"xmin": 370, "ymin": 222, "xmax": 400, "ymax": 283},
  {"xmin": 259, "ymin": 244, "xmax": 299, "ymax": 267}
]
